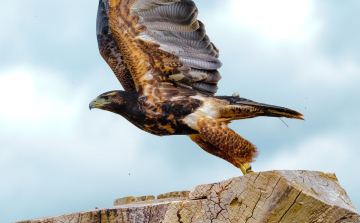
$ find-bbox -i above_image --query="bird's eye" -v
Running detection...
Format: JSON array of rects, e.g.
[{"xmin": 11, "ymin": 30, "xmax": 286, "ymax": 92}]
[{"xmin": 102, "ymin": 95, "xmax": 110, "ymax": 100}]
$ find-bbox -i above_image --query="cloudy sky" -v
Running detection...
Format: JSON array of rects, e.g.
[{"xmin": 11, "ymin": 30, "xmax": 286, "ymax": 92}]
[{"xmin": 1, "ymin": 0, "xmax": 359, "ymax": 222}]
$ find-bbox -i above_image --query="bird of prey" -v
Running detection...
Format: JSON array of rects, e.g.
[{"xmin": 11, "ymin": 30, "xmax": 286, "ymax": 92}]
[{"xmin": 89, "ymin": 0, "xmax": 304, "ymax": 174}]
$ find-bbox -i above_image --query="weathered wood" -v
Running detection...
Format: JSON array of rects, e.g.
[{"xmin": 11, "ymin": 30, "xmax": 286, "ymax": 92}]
[
  {"xmin": 17, "ymin": 171, "xmax": 359, "ymax": 223},
  {"xmin": 114, "ymin": 195, "xmax": 156, "ymax": 206}
]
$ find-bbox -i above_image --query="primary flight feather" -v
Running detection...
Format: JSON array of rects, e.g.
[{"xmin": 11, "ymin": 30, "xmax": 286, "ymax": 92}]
[{"xmin": 90, "ymin": 0, "xmax": 303, "ymax": 174}]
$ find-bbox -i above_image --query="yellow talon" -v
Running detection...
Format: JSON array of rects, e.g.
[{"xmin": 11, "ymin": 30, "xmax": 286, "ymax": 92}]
[{"xmin": 240, "ymin": 163, "xmax": 254, "ymax": 175}]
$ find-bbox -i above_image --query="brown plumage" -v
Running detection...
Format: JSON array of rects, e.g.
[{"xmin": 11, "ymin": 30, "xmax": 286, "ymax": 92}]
[{"xmin": 90, "ymin": 0, "xmax": 304, "ymax": 173}]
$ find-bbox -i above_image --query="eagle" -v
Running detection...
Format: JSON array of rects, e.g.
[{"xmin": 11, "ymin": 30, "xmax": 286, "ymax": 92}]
[{"xmin": 89, "ymin": 0, "xmax": 303, "ymax": 174}]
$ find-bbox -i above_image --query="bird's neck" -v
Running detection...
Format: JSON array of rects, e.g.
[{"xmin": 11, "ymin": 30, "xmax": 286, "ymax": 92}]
[{"xmin": 117, "ymin": 91, "xmax": 145, "ymax": 121}]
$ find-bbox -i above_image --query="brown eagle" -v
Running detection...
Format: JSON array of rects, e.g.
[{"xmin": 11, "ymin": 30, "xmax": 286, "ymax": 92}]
[{"xmin": 89, "ymin": 0, "xmax": 303, "ymax": 174}]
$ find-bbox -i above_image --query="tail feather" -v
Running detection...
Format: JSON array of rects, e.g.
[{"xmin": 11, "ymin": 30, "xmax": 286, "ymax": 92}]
[{"xmin": 215, "ymin": 96, "xmax": 304, "ymax": 121}]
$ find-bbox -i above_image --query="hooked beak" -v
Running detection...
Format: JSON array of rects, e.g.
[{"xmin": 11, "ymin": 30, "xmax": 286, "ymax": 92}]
[
  {"xmin": 89, "ymin": 100, "xmax": 96, "ymax": 110},
  {"xmin": 89, "ymin": 97, "xmax": 106, "ymax": 110}
]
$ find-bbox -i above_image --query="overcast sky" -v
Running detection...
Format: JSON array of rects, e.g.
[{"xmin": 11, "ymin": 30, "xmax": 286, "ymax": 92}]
[{"xmin": 1, "ymin": 0, "xmax": 359, "ymax": 222}]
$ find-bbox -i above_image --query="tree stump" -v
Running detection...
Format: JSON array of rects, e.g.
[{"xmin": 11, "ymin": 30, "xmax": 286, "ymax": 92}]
[{"xmin": 18, "ymin": 170, "xmax": 359, "ymax": 223}]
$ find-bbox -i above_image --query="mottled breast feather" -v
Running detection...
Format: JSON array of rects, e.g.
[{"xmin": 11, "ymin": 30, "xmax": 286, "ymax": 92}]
[
  {"xmin": 106, "ymin": 0, "xmax": 222, "ymax": 97},
  {"xmin": 97, "ymin": 0, "xmax": 136, "ymax": 91}
]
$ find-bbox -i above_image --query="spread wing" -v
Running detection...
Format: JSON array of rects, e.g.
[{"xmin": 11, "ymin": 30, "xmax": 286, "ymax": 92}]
[
  {"xmin": 97, "ymin": 0, "xmax": 136, "ymax": 91},
  {"xmin": 106, "ymin": 0, "xmax": 222, "ymax": 96}
]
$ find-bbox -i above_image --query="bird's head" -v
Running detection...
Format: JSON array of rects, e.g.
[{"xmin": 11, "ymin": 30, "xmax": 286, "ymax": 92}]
[{"xmin": 89, "ymin": 91, "xmax": 128, "ymax": 113}]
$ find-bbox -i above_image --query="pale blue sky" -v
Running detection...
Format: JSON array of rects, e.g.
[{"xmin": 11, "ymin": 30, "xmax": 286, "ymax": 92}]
[{"xmin": 0, "ymin": 0, "xmax": 359, "ymax": 222}]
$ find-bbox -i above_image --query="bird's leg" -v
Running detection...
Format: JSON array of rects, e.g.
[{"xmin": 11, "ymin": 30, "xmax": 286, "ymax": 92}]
[
  {"xmin": 190, "ymin": 134, "xmax": 255, "ymax": 175},
  {"xmin": 239, "ymin": 163, "xmax": 254, "ymax": 175},
  {"xmin": 189, "ymin": 134, "xmax": 237, "ymax": 165},
  {"xmin": 189, "ymin": 118, "xmax": 258, "ymax": 174}
]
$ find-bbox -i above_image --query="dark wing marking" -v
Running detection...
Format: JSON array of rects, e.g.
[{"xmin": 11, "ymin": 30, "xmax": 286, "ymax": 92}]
[
  {"xmin": 97, "ymin": 0, "xmax": 136, "ymax": 91},
  {"xmin": 108, "ymin": 0, "xmax": 222, "ymax": 96}
]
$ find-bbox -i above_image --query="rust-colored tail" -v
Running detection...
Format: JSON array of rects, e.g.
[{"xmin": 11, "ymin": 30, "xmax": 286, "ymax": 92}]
[{"xmin": 216, "ymin": 96, "xmax": 304, "ymax": 121}]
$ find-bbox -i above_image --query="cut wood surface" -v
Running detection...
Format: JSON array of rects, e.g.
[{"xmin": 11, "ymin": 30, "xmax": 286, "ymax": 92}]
[{"xmin": 18, "ymin": 170, "xmax": 359, "ymax": 223}]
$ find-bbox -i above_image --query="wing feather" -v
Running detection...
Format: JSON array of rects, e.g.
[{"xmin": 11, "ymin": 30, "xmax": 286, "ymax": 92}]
[
  {"xmin": 107, "ymin": 0, "xmax": 222, "ymax": 96},
  {"xmin": 97, "ymin": 0, "xmax": 136, "ymax": 91}
]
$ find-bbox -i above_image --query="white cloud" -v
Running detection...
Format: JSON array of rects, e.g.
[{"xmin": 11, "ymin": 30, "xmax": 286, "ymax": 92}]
[
  {"xmin": 0, "ymin": 65, "xmax": 145, "ymax": 164},
  {"xmin": 0, "ymin": 67, "xmax": 86, "ymax": 139},
  {"xmin": 231, "ymin": 0, "xmax": 317, "ymax": 41},
  {"xmin": 294, "ymin": 55, "xmax": 360, "ymax": 87},
  {"xmin": 0, "ymin": 72, "xmax": 35, "ymax": 119},
  {"xmin": 259, "ymin": 134, "xmax": 358, "ymax": 171}
]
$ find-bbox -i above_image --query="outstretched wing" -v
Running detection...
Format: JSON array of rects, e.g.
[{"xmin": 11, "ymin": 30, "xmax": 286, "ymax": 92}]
[
  {"xmin": 97, "ymin": 0, "xmax": 136, "ymax": 91},
  {"xmin": 107, "ymin": 0, "xmax": 222, "ymax": 96}
]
